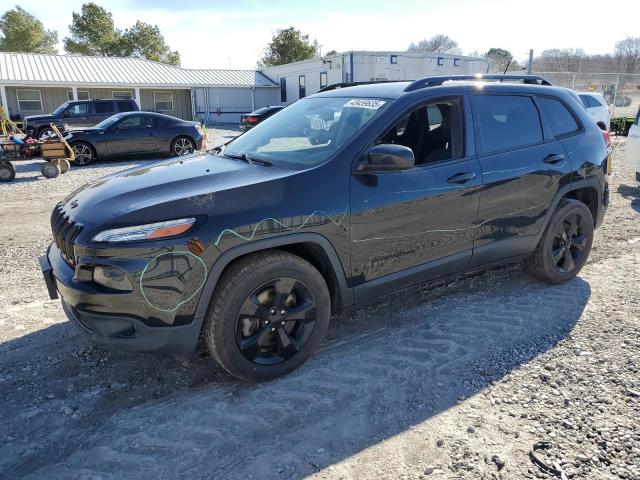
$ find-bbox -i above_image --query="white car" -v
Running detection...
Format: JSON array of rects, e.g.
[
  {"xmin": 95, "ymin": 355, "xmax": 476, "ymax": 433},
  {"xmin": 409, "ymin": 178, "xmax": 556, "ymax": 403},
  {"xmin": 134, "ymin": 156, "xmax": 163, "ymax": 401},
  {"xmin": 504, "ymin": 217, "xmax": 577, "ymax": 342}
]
[
  {"xmin": 577, "ymin": 92, "xmax": 611, "ymax": 131},
  {"xmin": 627, "ymin": 108, "xmax": 640, "ymax": 183}
]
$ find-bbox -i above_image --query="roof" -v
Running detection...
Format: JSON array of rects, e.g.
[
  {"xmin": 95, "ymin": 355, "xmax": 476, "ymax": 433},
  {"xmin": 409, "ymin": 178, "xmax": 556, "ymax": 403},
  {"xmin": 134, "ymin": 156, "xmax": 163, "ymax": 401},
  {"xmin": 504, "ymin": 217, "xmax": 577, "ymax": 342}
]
[
  {"xmin": 313, "ymin": 77, "xmax": 564, "ymax": 100},
  {"xmin": 0, "ymin": 52, "xmax": 277, "ymax": 88}
]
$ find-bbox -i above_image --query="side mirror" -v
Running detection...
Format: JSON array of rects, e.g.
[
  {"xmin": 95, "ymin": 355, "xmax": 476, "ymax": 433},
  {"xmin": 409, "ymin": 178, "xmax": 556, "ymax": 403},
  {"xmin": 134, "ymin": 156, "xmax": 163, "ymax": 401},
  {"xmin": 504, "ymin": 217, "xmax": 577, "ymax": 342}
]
[{"xmin": 356, "ymin": 144, "xmax": 415, "ymax": 173}]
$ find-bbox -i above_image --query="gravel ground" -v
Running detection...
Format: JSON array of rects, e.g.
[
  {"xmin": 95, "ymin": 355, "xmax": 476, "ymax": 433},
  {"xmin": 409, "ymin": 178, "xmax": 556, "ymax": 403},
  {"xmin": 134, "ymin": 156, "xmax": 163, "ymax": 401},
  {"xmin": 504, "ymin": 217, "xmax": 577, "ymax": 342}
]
[{"xmin": 0, "ymin": 134, "xmax": 639, "ymax": 479}]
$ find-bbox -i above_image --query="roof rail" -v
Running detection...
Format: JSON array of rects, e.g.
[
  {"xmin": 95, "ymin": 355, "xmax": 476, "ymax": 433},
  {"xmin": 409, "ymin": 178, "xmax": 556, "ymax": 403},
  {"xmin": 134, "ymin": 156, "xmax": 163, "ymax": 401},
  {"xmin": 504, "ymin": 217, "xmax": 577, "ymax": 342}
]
[
  {"xmin": 404, "ymin": 74, "xmax": 552, "ymax": 92},
  {"xmin": 318, "ymin": 80, "xmax": 404, "ymax": 92}
]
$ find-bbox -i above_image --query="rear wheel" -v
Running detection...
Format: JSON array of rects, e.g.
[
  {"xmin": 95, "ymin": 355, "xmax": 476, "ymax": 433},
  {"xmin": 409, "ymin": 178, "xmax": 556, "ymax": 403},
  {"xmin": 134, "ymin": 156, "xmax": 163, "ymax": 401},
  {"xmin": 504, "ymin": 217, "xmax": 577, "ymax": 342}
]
[
  {"xmin": 0, "ymin": 161, "xmax": 16, "ymax": 182},
  {"xmin": 71, "ymin": 142, "xmax": 94, "ymax": 166},
  {"xmin": 41, "ymin": 162, "xmax": 61, "ymax": 179},
  {"xmin": 525, "ymin": 199, "xmax": 594, "ymax": 284},
  {"xmin": 204, "ymin": 251, "xmax": 331, "ymax": 382},
  {"xmin": 171, "ymin": 136, "xmax": 195, "ymax": 156}
]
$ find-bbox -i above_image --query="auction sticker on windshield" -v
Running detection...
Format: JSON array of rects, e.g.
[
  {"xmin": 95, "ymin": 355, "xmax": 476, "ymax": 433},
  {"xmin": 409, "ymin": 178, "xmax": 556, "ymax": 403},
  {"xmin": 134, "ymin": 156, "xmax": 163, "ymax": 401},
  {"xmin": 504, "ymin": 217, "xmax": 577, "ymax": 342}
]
[{"xmin": 344, "ymin": 99, "xmax": 386, "ymax": 110}]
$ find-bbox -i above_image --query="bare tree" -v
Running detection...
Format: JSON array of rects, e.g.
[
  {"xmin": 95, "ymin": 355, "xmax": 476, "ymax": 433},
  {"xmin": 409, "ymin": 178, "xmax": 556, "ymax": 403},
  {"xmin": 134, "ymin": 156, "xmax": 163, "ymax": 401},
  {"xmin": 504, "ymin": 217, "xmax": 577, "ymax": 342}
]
[
  {"xmin": 615, "ymin": 37, "xmax": 640, "ymax": 73},
  {"xmin": 407, "ymin": 34, "xmax": 462, "ymax": 55},
  {"xmin": 534, "ymin": 48, "xmax": 586, "ymax": 72}
]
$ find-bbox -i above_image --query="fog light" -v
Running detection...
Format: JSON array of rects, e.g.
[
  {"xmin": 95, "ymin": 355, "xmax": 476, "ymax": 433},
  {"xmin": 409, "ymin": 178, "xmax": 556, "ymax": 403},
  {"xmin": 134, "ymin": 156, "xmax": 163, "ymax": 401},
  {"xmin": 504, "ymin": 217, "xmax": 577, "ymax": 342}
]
[{"xmin": 93, "ymin": 266, "xmax": 133, "ymax": 292}]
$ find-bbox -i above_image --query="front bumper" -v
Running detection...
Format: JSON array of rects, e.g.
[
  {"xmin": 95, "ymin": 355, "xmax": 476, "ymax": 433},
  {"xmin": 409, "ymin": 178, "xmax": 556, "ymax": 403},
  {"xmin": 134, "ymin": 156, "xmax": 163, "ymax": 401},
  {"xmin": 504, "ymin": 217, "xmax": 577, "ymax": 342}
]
[{"xmin": 40, "ymin": 244, "xmax": 203, "ymax": 353}]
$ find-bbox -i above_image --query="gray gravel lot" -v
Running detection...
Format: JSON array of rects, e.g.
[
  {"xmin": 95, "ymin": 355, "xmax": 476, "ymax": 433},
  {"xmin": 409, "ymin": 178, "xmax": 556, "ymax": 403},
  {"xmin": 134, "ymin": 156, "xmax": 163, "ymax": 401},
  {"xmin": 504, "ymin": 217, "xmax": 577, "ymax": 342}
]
[{"xmin": 0, "ymin": 133, "xmax": 639, "ymax": 479}]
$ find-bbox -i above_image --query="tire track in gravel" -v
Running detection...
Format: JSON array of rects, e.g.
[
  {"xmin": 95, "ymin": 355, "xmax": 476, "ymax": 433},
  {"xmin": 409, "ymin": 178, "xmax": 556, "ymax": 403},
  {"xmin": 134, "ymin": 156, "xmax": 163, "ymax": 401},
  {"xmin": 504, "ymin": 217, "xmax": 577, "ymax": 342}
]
[{"xmin": 21, "ymin": 262, "xmax": 594, "ymax": 480}]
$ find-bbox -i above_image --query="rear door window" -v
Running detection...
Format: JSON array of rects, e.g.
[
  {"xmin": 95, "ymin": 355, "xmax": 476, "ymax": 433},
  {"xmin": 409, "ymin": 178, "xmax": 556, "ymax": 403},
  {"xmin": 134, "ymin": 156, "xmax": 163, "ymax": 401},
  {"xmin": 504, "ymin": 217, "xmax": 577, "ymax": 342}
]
[
  {"xmin": 95, "ymin": 101, "xmax": 115, "ymax": 114},
  {"xmin": 588, "ymin": 95, "xmax": 603, "ymax": 107},
  {"xmin": 538, "ymin": 97, "xmax": 580, "ymax": 138},
  {"xmin": 472, "ymin": 95, "xmax": 543, "ymax": 153},
  {"xmin": 579, "ymin": 95, "xmax": 591, "ymax": 108}
]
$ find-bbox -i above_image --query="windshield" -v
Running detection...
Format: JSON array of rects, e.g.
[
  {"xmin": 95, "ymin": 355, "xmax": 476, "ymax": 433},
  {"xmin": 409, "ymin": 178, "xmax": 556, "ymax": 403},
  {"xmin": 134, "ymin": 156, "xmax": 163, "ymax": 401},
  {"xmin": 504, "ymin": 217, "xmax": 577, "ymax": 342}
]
[
  {"xmin": 225, "ymin": 97, "xmax": 391, "ymax": 168},
  {"xmin": 95, "ymin": 113, "xmax": 125, "ymax": 129},
  {"xmin": 52, "ymin": 102, "xmax": 70, "ymax": 115}
]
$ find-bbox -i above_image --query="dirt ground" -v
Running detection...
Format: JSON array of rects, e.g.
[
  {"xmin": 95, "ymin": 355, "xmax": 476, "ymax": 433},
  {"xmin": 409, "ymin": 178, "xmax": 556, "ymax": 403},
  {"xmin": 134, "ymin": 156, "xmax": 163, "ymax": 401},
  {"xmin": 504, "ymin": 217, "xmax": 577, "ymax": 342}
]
[{"xmin": 0, "ymin": 133, "xmax": 639, "ymax": 480}]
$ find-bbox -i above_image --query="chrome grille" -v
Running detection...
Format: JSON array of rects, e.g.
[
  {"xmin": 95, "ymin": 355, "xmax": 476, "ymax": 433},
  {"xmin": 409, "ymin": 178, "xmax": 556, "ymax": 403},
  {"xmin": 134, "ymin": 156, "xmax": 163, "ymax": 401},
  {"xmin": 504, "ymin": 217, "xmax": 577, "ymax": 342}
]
[{"xmin": 50, "ymin": 203, "xmax": 82, "ymax": 266}]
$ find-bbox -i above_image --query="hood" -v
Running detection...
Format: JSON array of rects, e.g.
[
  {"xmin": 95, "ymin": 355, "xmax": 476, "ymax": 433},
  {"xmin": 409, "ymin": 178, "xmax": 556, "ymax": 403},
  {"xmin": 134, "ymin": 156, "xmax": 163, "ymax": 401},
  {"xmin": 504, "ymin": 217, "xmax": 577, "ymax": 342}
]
[
  {"xmin": 24, "ymin": 114, "xmax": 57, "ymax": 123},
  {"xmin": 63, "ymin": 153, "xmax": 295, "ymax": 228}
]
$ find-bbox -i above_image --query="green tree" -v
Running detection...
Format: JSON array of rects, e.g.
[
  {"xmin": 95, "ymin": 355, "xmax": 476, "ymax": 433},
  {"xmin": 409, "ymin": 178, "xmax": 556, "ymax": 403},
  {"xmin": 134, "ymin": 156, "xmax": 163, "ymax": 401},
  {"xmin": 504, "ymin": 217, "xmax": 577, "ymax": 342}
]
[
  {"xmin": 485, "ymin": 48, "xmax": 521, "ymax": 73},
  {"xmin": 0, "ymin": 6, "xmax": 58, "ymax": 54},
  {"xmin": 258, "ymin": 27, "xmax": 318, "ymax": 67},
  {"xmin": 121, "ymin": 21, "xmax": 180, "ymax": 66},
  {"xmin": 407, "ymin": 34, "xmax": 461, "ymax": 55},
  {"xmin": 64, "ymin": 2, "xmax": 122, "ymax": 55}
]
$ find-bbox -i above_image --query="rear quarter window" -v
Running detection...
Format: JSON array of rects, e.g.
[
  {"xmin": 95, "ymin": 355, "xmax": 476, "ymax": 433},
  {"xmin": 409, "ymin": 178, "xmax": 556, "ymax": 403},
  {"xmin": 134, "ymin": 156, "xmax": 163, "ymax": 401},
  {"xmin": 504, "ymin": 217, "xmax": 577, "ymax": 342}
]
[
  {"xmin": 538, "ymin": 97, "xmax": 580, "ymax": 138},
  {"xmin": 473, "ymin": 94, "xmax": 543, "ymax": 153},
  {"xmin": 95, "ymin": 101, "xmax": 115, "ymax": 114},
  {"xmin": 117, "ymin": 101, "xmax": 136, "ymax": 112}
]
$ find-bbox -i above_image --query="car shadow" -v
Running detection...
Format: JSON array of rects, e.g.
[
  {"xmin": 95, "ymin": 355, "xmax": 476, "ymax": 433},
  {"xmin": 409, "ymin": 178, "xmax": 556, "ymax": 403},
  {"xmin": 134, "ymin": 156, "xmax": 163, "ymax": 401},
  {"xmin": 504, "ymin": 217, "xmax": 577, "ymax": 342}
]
[
  {"xmin": 618, "ymin": 183, "xmax": 640, "ymax": 212},
  {"xmin": 0, "ymin": 265, "xmax": 590, "ymax": 479}
]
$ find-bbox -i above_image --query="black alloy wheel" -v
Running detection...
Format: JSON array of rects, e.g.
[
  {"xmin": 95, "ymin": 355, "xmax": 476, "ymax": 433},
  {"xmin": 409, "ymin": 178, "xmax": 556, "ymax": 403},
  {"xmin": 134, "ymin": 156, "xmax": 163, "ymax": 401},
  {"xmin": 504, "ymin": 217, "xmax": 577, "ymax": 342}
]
[
  {"xmin": 550, "ymin": 213, "xmax": 589, "ymax": 273},
  {"xmin": 235, "ymin": 277, "xmax": 317, "ymax": 365}
]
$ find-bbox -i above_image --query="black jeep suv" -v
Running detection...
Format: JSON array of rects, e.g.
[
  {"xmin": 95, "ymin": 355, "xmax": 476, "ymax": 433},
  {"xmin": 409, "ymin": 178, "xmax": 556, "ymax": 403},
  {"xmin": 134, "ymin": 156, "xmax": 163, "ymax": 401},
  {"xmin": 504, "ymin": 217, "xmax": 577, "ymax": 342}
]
[
  {"xmin": 23, "ymin": 98, "xmax": 139, "ymax": 138},
  {"xmin": 40, "ymin": 75, "xmax": 609, "ymax": 382}
]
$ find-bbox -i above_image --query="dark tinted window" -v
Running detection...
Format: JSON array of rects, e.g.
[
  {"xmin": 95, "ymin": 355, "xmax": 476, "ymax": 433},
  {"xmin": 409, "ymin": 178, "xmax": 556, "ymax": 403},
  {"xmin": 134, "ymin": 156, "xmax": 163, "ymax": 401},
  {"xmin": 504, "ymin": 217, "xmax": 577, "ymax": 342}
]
[
  {"xmin": 117, "ymin": 100, "xmax": 135, "ymax": 112},
  {"xmin": 474, "ymin": 95, "xmax": 543, "ymax": 152},
  {"xmin": 117, "ymin": 115, "xmax": 143, "ymax": 129},
  {"xmin": 152, "ymin": 116, "xmax": 170, "ymax": 127},
  {"xmin": 280, "ymin": 78, "xmax": 287, "ymax": 102},
  {"xmin": 588, "ymin": 95, "xmax": 603, "ymax": 107},
  {"xmin": 579, "ymin": 95, "xmax": 590, "ymax": 108},
  {"xmin": 538, "ymin": 97, "xmax": 579, "ymax": 137},
  {"xmin": 298, "ymin": 75, "xmax": 306, "ymax": 99},
  {"xmin": 95, "ymin": 101, "xmax": 115, "ymax": 114}
]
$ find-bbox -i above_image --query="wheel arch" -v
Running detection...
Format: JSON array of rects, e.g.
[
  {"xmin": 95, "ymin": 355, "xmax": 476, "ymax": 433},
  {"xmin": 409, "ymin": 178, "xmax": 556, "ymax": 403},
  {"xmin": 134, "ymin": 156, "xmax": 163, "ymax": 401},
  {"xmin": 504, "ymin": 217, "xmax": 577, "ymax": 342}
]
[
  {"xmin": 186, "ymin": 233, "xmax": 354, "ymax": 351},
  {"xmin": 170, "ymin": 134, "xmax": 196, "ymax": 152}
]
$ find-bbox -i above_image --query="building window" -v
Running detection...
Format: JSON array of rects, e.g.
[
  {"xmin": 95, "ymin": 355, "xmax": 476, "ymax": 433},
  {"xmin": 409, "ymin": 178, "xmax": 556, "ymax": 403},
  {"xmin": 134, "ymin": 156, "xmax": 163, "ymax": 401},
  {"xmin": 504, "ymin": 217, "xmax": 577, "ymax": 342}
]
[
  {"xmin": 320, "ymin": 71, "xmax": 328, "ymax": 89},
  {"xmin": 437, "ymin": 57, "xmax": 444, "ymax": 66},
  {"xmin": 78, "ymin": 90, "xmax": 90, "ymax": 100},
  {"xmin": 67, "ymin": 90, "xmax": 74, "ymax": 101},
  {"xmin": 280, "ymin": 78, "xmax": 287, "ymax": 102},
  {"xmin": 298, "ymin": 75, "xmax": 306, "ymax": 99},
  {"xmin": 154, "ymin": 91, "xmax": 173, "ymax": 111},
  {"xmin": 390, "ymin": 55, "xmax": 398, "ymax": 64},
  {"xmin": 454, "ymin": 58, "xmax": 460, "ymax": 67},
  {"xmin": 112, "ymin": 90, "xmax": 132, "ymax": 99},
  {"xmin": 16, "ymin": 89, "xmax": 42, "ymax": 111}
]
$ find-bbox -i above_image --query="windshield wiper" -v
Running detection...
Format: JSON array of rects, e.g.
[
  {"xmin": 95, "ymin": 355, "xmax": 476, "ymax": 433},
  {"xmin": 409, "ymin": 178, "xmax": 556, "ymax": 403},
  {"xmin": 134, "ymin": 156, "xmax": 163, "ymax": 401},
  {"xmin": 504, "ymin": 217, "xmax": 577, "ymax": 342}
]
[{"xmin": 224, "ymin": 152, "xmax": 272, "ymax": 167}]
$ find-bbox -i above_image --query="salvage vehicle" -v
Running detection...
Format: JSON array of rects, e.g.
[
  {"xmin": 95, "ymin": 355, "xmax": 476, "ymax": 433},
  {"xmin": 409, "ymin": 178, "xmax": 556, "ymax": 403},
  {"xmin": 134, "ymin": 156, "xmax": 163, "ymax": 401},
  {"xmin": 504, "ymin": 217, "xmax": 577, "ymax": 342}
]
[
  {"xmin": 65, "ymin": 111, "xmax": 205, "ymax": 165},
  {"xmin": 40, "ymin": 74, "xmax": 610, "ymax": 381},
  {"xmin": 23, "ymin": 98, "xmax": 139, "ymax": 139},
  {"xmin": 626, "ymin": 106, "xmax": 640, "ymax": 182},
  {"xmin": 239, "ymin": 105, "xmax": 286, "ymax": 131}
]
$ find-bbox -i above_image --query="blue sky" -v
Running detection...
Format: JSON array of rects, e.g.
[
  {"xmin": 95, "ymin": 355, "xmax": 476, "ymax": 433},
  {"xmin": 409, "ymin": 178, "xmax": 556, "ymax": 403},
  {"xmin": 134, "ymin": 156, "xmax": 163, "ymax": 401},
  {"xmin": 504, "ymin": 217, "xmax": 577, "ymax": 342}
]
[{"xmin": 14, "ymin": 0, "xmax": 640, "ymax": 69}]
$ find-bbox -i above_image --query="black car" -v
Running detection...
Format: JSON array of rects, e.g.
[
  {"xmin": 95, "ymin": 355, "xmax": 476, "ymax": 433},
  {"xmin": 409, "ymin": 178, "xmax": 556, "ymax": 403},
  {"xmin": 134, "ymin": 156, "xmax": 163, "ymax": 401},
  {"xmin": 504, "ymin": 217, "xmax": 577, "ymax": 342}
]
[
  {"xmin": 239, "ymin": 105, "xmax": 285, "ymax": 131},
  {"xmin": 41, "ymin": 74, "xmax": 609, "ymax": 382},
  {"xmin": 23, "ymin": 99, "xmax": 139, "ymax": 138},
  {"xmin": 64, "ymin": 112, "xmax": 205, "ymax": 165}
]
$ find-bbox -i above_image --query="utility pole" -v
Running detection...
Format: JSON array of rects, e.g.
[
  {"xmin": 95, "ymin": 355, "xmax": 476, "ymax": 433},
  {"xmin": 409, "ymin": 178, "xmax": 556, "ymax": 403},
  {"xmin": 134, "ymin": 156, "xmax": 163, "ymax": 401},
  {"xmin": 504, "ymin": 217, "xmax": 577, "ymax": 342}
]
[{"xmin": 527, "ymin": 49, "xmax": 534, "ymax": 74}]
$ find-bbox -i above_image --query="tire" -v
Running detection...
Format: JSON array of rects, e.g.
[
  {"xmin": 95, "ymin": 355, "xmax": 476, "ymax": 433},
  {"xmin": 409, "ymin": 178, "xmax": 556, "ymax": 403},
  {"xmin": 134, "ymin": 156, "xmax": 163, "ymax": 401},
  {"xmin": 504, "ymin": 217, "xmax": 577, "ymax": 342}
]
[
  {"xmin": 204, "ymin": 250, "xmax": 331, "ymax": 382},
  {"xmin": 38, "ymin": 127, "xmax": 54, "ymax": 139},
  {"xmin": 54, "ymin": 158, "xmax": 70, "ymax": 174},
  {"xmin": 70, "ymin": 142, "xmax": 94, "ymax": 166},
  {"xmin": 171, "ymin": 136, "xmax": 195, "ymax": 156},
  {"xmin": 41, "ymin": 162, "xmax": 61, "ymax": 179},
  {"xmin": 525, "ymin": 198, "xmax": 594, "ymax": 284},
  {"xmin": 0, "ymin": 161, "xmax": 16, "ymax": 182}
]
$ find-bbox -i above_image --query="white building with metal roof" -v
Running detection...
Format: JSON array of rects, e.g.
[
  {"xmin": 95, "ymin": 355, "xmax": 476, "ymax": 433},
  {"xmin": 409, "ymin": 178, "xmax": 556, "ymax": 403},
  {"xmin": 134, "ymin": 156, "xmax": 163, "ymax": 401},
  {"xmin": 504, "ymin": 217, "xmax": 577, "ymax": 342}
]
[{"xmin": 0, "ymin": 52, "xmax": 279, "ymax": 123}]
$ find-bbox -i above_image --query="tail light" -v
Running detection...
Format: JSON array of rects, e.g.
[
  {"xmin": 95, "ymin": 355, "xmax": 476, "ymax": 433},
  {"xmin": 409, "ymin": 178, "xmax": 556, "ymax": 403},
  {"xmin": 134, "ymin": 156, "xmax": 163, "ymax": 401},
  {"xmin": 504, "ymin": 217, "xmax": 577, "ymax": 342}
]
[
  {"xmin": 602, "ymin": 130, "xmax": 611, "ymax": 147},
  {"xmin": 247, "ymin": 116, "xmax": 258, "ymax": 124}
]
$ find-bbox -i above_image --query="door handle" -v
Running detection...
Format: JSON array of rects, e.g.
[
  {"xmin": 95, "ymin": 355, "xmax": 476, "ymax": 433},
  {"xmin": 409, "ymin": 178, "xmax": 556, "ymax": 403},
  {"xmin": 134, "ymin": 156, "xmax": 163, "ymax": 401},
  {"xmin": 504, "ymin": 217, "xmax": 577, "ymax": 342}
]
[
  {"xmin": 447, "ymin": 172, "xmax": 476, "ymax": 184},
  {"xmin": 543, "ymin": 153, "xmax": 565, "ymax": 164}
]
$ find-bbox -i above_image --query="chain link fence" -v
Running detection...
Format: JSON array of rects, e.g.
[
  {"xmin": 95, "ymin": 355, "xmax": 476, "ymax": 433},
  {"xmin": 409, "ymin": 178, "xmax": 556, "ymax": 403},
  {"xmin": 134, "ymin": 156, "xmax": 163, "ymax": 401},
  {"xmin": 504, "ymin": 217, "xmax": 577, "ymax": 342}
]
[{"xmin": 533, "ymin": 72, "xmax": 640, "ymax": 118}]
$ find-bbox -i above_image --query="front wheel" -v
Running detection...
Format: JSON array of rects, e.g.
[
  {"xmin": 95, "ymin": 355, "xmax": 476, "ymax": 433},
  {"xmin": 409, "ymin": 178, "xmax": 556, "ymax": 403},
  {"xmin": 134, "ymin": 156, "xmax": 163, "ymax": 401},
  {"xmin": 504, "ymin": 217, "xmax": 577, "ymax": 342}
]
[
  {"xmin": 70, "ymin": 142, "xmax": 94, "ymax": 166},
  {"xmin": 525, "ymin": 198, "xmax": 594, "ymax": 284},
  {"xmin": 204, "ymin": 251, "xmax": 331, "ymax": 382},
  {"xmin": 171, "ymin": 136, "xmax": 195, "ymax": 156}
]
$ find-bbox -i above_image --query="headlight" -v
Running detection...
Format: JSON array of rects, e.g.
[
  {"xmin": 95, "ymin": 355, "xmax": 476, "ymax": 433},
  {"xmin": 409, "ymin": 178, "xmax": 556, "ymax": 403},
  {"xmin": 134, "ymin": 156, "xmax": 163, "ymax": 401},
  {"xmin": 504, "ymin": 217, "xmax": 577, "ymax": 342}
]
[{"xmin": 92, "ymin": 218, "xmax": 196, "ymax": 242}]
